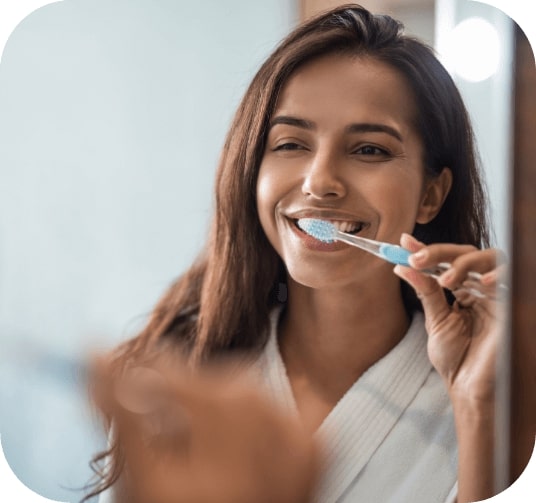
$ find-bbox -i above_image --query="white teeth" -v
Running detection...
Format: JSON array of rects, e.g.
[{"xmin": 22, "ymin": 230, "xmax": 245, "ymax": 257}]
[{"xmin": 331, "ymin": 220, "xmax": 362, "ymax": 233}]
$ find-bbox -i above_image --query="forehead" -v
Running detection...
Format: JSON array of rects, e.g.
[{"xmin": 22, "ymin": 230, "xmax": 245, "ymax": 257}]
[{"xmin": 274, "ymin": 54, "xmax": 418, "ymax": 132}]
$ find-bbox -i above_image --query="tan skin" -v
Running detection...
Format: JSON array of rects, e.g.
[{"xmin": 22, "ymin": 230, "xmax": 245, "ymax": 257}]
[
  {"xmin": 93, "ymin": 54, "xmax": 505, "ymax": 503},
  {"xmin": 92, "ymin": 356, "xmax": 318, "ymax": 503},
  {"xmin": 257, "ymin": 54, "xmax": 504, "ymax": 502},
  {"xmin": 257, "ymin": 54, "xmax": 453, "ymax": 432},
  {"xmin": 396, "ymin": 235, "xmax": 506, "ymax": 502}
]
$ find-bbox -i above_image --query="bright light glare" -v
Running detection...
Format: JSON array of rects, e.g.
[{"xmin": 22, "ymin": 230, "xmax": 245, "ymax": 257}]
[{"xmin": 444, "ymin": 17, "xmax": 501, "ymax": 83}]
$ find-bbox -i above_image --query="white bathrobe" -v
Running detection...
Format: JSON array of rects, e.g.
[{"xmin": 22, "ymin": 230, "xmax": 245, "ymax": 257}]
[
  {"xmin": 99, "ymin": 309, "xmax": 458, "ymax": 503},
  {"xmin": 256, "ymin": 309, "xmax": 458, "ymax": 503}
]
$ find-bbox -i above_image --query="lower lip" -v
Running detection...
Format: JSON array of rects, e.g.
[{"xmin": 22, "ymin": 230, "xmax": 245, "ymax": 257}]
[{"xmin": 289, "ymin": 221, "xmax": 349, "ymax": 252}]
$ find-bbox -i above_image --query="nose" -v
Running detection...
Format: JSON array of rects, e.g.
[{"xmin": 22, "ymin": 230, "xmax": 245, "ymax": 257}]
[{"xmin": 301, "ymin": 151, "xmax": 346, "ymax": 200}]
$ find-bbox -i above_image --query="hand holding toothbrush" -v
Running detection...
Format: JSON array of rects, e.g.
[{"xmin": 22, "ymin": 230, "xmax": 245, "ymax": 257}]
[
  {"xmin": 393, "ymin": 233, "xmax": 508, "ymax": 503},
  {"xmin": 393, "ymin": 232, "xmax": 507, "ymax": 403}
]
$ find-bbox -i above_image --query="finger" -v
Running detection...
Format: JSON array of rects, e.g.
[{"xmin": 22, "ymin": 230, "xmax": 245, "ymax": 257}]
[
  {"xmin": 114, "ymin": 406, "xmax": 193, "ymax": 503},
  {"xmin": 393, "ymin": 264, "xmax": 450, "ymax": 326},
  {"xmin": 400, "ymin": 232, "xmax": 425, "ymax": 253},
  {"xmin": 460, "ymin": 278, "xmax": 502, "ymax": 302},
  {"xmin": 88, "ymin": 355, "xmax": 125, "ymax": 418},
  {"xmin": 481, "ymin": 263, "xmax": 509, "ymax": 287},
  {"xmin": 399, "ymin": 235, "xmax": 451, "ymax": 322},
  {"xmin": 451, "ymin": 286, "xmax": 480, "ymax": 308},
  {"xmin": 449, "ymin": 248, "xmax": 500, "ymax": 274},
  {"xmin": 414, "ymin": 246, "xmax": 503, "ymax": 276},
  {"xmin": 408, "ymin": 242, "xmax": 478, "ymax": 271},
  {"xmin": 414, "ymin": 248, "xmax": 501, "ymax": 292},
  {"xmin": 441, "ymin": 249, "xmax": 503, "ymax": 291},
  {"xmin": 91, "ymin": 357, "xmax": 195, "ymax": 454},
  {"xmin": 114, "ymin": 366, "xmax": 169, "ymax": 414}
]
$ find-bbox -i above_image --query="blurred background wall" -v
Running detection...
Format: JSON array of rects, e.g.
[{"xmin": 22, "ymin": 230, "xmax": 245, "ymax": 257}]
[
  {"xmin": 0, "ymin": 1, "xmax": 296, "ymax": 500},
  {"xmin": 0, "ymin": 1, "xmax": 518, "ymax": 501},
  {"xmin": 302, "ymin": 0, "xmax": 513, "ymax": 249}
]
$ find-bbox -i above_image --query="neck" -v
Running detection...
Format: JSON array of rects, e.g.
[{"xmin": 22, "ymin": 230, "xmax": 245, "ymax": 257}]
[{"xmin": 278, "ymin": 272, "xmax": 411, "ymax": 432}]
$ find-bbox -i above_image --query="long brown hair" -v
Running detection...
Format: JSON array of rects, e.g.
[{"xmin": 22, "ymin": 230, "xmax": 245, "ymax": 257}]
[{"xmin": 85, "ymin": 4, "xmax": 490, "ymax": 499}]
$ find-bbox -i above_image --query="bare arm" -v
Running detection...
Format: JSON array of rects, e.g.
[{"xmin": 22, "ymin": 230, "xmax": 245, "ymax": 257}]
[{"xmin": 451, "ymin": 401, "xmax": 495, "ymax": 502}]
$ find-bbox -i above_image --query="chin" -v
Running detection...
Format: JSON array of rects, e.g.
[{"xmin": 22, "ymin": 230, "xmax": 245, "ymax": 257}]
[{"xmin": 285, "ymin": 261, "xmax": 354, "ymax": 291}]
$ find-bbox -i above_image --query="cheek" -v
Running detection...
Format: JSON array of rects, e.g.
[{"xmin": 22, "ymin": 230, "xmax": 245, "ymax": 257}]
[
  {"xmin": 256, "ymin": 167, "xmax": 272, "ymax": 215},
  {"xmin": 256, "ymin": 165, "xmax": 281, "ymax": 243},
  {"xmin": 363, "ymin": 173, "xmax": 425, "ymax": 231}
]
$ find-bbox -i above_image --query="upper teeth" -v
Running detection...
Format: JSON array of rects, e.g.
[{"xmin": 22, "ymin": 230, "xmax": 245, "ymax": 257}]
[{"xmin": 331, "ymin": 221, "xmax": 362, "ymax": 233}]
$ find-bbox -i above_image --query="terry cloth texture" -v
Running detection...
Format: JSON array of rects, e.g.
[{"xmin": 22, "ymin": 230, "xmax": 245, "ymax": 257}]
[{"xmin": 256, "ymin": 309, "xmax": 458, "ymax": 503}]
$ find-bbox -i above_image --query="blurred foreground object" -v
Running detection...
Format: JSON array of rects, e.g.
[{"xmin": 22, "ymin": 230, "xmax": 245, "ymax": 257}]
[{"xmin": 90, "ymin": 352, "xmax": 319, "ymax": 503}]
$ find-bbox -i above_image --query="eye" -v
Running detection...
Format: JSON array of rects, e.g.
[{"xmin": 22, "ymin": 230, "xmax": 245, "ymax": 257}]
[
  {"xmin": 272, "ymin": 142, "xmax": 306, "ymax": 152},
  {"xmin": 354, "ymin": 144, "xmax": 390, "ymax": 156}
]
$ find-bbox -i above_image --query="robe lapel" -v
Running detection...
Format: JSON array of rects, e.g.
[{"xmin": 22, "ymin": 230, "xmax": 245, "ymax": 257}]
[
  {"xmin": 314, "ymin": 313, "xmax": 431, "ymax": 503},
  {"xmin": 257, "ymin": 310, "xmax": 432, "ymax": 503}
]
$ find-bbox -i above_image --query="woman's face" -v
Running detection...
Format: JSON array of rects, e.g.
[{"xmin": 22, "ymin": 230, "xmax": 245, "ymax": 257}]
[{"xmin": 256, "ymin": 54, "xmax": 437, "ymax": 289}]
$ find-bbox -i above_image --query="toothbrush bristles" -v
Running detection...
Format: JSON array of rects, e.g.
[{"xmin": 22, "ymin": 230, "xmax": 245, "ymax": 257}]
[{"xmin": 297, "ymin": 218, "xmax": 337, "ymax": 243}]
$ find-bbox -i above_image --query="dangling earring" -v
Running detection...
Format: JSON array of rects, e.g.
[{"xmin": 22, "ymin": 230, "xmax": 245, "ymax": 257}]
[{"xmin": 276, "ymin": 282, "xmax": 288, "ymax": 303}]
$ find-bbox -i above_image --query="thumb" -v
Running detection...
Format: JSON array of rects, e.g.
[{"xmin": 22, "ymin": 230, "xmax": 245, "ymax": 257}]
[
  {"xmin": 400, "ymin": 232, "xmax": 424, "ymax": 253},
  {"xmin": 394, "ymin": 234, "xmax": 450, "ymax": 326}
]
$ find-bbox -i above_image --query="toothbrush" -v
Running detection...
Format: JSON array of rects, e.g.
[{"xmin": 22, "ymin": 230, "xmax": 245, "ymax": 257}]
[
  {"xmin": 298, "ymin": 218, "xmax": 447, "ymax": 274},
  {"xmin": 297, "ymin": 218, "xmax": 499, "ymax": 298}
]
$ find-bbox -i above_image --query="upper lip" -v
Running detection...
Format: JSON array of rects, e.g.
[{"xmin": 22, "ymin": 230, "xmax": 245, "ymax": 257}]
[{"xmin": 285, "ymin": 208, "xmax": 370, "ymax": 223}]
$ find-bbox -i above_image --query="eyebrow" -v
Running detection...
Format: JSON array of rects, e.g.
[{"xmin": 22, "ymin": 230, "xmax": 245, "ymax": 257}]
[
  {"xmin": 345, "ymin": 123, "xmax": 403, "ymax": 142},
  {"xmin": 269, "ymin": 115, "xmax": 315, "ymax": 130},
  {"xmin": 269, "ymin": 115, "xmax": 403, "ymax": 142}
]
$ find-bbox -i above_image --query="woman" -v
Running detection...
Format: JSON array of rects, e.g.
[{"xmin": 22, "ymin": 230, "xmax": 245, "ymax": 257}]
[{"xmin": 88, "ymin": 5, "xmax": 506, "ymax": 503}]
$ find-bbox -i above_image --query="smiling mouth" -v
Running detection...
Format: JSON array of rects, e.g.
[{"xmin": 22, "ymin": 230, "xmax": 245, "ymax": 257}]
[{"xmin": 293, "ymin": 218, "xmax": 368, "ymax": 235}]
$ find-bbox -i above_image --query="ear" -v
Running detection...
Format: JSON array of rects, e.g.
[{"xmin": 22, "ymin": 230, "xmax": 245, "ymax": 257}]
[{"xmin": 416, "ymin": 168, "xmax": 452, "ymax": 224}]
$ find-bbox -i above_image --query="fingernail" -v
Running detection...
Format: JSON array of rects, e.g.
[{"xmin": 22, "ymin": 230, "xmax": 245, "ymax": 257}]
[
  {"xmin": 440, "ymin": 269, "xmax": 455, "ymax": 285},
  {"xmin": 412, "ymin": 249, "xmax": 427, "ymax": 262},
  {"xmin": 481, "ymin": 271, "xmax": 495, "ymax": 285}
]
